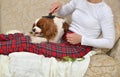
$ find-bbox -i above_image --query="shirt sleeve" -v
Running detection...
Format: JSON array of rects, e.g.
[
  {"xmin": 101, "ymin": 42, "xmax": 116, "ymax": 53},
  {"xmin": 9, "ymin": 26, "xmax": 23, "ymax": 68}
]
[
  {"xmin": 81, "ymin": 6, "xmax": 115, "ymax": 49},
  {"xmin": 57, "ymin": 0, "xmax": 77, "ymax": 17}
]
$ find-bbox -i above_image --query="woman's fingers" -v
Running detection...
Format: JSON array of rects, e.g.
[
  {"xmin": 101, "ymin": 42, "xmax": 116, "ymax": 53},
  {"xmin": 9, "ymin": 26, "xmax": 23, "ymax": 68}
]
[
  {"xmin": 50, "ymin": 1, "xmax": 62, "ymax": 13},
  {"xmin": 66, "ymin": 33, "xmax": 82, "ymax": 44}
]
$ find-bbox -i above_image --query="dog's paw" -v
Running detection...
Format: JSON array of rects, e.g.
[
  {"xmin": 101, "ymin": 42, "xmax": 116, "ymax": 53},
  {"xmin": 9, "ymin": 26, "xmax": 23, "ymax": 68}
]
[{"xmin": 31, "ymin": 37, "xmax": 47, "ymax": 43}]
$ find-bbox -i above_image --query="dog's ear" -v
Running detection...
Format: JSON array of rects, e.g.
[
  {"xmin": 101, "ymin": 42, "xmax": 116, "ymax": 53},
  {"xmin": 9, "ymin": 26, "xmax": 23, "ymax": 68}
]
[
  {"xmin": 39, "ymin": 18, "xmax": 58, "ymax": 41},
  {"xmin": 44, "ymin": 20, "xmax": 58, "ymax": 41},
  {"xmin": 63, "ymin": 22, "xmax": 69, "ymax": 33}
]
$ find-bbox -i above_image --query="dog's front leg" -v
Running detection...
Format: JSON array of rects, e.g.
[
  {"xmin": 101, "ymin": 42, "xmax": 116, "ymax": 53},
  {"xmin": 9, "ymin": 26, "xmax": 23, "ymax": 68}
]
[{"xmin": 31, "ymin": 37, "xmax": 47, "ymax": 43}]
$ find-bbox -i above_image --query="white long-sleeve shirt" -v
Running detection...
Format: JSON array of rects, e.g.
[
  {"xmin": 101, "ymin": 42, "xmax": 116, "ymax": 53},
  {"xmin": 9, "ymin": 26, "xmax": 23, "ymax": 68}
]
[{"xmin": 58, "ymin": 0, "xmax": 115, "ymax": 49}]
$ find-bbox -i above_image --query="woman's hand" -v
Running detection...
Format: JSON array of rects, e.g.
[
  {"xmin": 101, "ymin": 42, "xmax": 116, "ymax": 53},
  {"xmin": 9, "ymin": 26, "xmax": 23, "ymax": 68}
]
[
  {"xmin": 66, "ymin": 33, "xmax": 82, "ymax": 44},
  {"xmin": 50, "ymin": 1, "xmax": 62, "ymax": 13}
]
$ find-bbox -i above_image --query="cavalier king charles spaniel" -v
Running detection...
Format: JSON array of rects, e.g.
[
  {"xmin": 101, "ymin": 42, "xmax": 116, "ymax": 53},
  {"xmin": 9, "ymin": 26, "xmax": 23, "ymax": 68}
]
[
  {"xmin": 5, "ymin": 16, "xmax": 69, "ymax": 43},
  {"xmin": 30, "ymin": 16, "xmax": 69, "ymax": 43}
]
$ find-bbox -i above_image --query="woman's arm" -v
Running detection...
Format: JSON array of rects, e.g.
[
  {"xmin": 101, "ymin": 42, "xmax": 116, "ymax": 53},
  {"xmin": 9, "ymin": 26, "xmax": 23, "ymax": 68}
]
[
  {"xmin": 57, "ymin": 0, "xmax": 77, "ymax": 17},
  {"xmin": 50, "ymin": 0, "xmax": 78, "ymax": 16},
  {"xmin": 81, "ymin": 8, "xmax": 115, "ymax": 49}
]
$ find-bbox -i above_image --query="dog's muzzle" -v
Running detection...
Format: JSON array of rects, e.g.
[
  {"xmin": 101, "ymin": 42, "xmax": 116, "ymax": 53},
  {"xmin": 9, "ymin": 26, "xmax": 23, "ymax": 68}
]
[{"xmin": 32, "ymin": 28, "xmax": 36, "ymax": 32}]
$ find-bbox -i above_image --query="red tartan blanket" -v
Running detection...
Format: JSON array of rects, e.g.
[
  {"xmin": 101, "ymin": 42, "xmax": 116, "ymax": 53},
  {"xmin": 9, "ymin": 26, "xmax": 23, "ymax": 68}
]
[
  {"xmin": 0, "ymin": 33, "xmax": 30, "ymax": 55},
  {"xmin": 0, "ymin": 33, "xmax": 92, "ymax": 59}
]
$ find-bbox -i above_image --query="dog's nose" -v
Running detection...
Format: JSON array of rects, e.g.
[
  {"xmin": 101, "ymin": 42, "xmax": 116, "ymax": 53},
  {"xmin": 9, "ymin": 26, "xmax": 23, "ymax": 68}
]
[{"xmin": 32, "ymin": 28, "xmax": 36, "ymax": 32}]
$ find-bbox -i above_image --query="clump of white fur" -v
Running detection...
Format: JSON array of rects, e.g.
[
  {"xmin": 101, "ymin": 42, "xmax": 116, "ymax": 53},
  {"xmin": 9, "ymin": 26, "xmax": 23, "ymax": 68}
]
[{"xmin": 6, "ymin": 30, "xmax": 22, "ymax": 35}]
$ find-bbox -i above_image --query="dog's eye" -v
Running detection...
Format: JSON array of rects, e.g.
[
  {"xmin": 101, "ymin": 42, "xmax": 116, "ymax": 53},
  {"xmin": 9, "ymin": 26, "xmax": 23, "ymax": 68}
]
[
  {"xmin": 37, "ymin": 25, "xmax": 42, "ymax": 28},
  {"xmin": 33, "ymin": 23, "xmax": 35, "ymax": 28}
]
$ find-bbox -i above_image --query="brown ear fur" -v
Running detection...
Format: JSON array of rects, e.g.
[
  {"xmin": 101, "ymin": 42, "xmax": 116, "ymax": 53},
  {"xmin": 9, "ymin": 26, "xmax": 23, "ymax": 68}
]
[
  {"xmin": 37, "ymin": 18, "xmax": 58, "ymax": 42},
  {"xmin": 44, "ymin": 21, "xmax": 58, "ymax": 41}
]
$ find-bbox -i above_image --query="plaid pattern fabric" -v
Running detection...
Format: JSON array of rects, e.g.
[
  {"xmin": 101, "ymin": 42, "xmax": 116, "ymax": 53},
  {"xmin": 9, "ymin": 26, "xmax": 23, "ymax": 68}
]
[
  {"xmin": 0, "ymin": 32, "xmax": 92, "ymax": 59},
  {"xmin": 0, "ymin": 33, "xmax": 30, "ymax": 55}
]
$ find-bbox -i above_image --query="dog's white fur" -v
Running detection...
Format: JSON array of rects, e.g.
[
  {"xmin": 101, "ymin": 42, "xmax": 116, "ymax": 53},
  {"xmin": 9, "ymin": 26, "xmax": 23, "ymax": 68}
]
[
  {"xmin": 6, "ymin": 30, "xmax": 49, "ymax": 43},
  {"xmin": 6, "ymin": 30, "xmax": 22, "ymax": 35},
  {"xmin": 6, "ymin": 17, "xmax": 67, "ymax": 43}
]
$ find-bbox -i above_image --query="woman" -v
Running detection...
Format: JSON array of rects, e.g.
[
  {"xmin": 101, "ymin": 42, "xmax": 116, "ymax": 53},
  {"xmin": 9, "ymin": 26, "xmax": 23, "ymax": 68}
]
[
  {"xmin": 0, "ymin": 0, "xmax": 115, "ymax": 59},
  {"xmin": 50, "ymin": 0, "xmax": 115, "ymax": 48}
]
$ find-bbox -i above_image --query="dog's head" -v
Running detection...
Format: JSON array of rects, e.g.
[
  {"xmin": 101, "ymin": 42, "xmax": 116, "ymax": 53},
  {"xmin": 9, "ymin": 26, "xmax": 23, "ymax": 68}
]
[{"xmin": 31, "ymin": 16, "xmax": 69, "ymax": 42}]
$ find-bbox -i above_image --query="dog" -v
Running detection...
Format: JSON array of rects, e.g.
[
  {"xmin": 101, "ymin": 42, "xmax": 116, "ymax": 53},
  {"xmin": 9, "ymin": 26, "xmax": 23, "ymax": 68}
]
[
  {"xmin": 6, "ymin": 16, "xmax": 69, "ymax": 43},
  {"xmin": 30, "ymin": 16, "xmax": 69, "ymax": 43}
]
